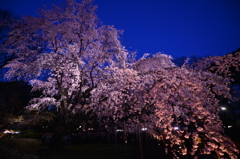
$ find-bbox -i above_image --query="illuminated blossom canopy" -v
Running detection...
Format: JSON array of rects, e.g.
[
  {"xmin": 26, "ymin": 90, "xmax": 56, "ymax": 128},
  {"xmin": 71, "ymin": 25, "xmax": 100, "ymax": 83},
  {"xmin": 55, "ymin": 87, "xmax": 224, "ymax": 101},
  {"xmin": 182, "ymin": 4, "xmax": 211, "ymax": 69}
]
[
  {"xmin": 2, "ymin": 0, "xmax": 128, "ymax": 149},
  {"xmin": 97, "ymin": 53, "xmax": 239, "ymax": 158}
]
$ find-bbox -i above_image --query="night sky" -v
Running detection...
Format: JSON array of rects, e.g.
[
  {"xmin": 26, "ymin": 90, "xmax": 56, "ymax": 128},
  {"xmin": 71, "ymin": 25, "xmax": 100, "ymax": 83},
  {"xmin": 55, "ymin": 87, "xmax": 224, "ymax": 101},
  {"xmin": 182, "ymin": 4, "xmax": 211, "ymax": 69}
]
[{"xmin": 1, "ymin": 0, "xmax": 240, "ymax": 59}]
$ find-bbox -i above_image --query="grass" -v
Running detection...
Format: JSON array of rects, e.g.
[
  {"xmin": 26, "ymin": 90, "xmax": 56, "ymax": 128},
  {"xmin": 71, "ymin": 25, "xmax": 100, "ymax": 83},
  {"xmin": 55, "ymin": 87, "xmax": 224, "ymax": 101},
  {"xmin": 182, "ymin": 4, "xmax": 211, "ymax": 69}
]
[
  {"xmin": 0, "ymin": 138, "xmax": 42, "ymax": 159},
  {"xmin": 36, "ymin": 143, "xmax": 135, "ymax": 159},
  {"xmin": 0, "ymin": 137, "xmax": 136, "ymax": 159},
  {"xmin": 1, "ymin": 138, "xmax": 42, "ymax": 150},
  {"xmin": 1, "ymin": 136, "xmax": 240, "ymax": 159}
]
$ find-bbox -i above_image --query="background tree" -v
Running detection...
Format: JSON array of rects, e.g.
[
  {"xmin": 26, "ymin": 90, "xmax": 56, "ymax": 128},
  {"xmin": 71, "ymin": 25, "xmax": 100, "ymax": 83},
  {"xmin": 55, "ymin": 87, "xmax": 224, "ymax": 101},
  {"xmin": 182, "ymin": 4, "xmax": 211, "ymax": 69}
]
[
  {"xmin": 0, "ymin": 81, "xmax": 31, "ymax": 130},
  {"xmin": 0, "ymin": 10, "xmax": 19, "ymax": 81},
  {"xmin": 172, "ymin": 55, "xmax": 202, "ymax": 67}
]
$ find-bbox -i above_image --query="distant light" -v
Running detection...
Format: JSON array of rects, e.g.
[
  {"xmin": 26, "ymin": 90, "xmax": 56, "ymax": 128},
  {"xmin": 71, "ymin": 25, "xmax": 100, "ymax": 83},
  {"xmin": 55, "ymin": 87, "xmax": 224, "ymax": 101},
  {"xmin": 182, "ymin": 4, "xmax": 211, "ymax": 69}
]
[
  {"xmin": 79, "ymin": 126, "xmax": 82, "ymax": 128},
  {"xmin": 141, "ymin": 128, "xmax": 148, "ymax": 131},
  {"xmin": 173, "ymin": 126, "xmax": 179, "ymax": 130},
  {"xmin": 116, "ymin": 129, "xmax": 123, "ymax": 132},
  {"xmin": 88, "ymin": 128, "xmax": 94, "ymax": 131},
  {"xmin": 228, "ymin": 125, "xmax": 232, "ymax": 128},
  {"xmin": 4, "ymin": 130, "xmax": 13, "ymax": 134},
  {"xmin": 3, "ymin": 129, "xmax": 20, "ymax": 134},
  {"xmin": 221, "ymin": 107, "xmax": 226, "ymax": 111}
]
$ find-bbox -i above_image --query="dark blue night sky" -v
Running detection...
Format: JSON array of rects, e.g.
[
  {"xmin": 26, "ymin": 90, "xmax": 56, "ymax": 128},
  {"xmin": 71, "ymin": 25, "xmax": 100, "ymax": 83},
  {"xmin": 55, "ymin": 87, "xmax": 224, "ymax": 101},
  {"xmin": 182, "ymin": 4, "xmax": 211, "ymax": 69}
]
[{"xmin": 1, "ymin": 0, "xmax": 240, "ymax": 59}]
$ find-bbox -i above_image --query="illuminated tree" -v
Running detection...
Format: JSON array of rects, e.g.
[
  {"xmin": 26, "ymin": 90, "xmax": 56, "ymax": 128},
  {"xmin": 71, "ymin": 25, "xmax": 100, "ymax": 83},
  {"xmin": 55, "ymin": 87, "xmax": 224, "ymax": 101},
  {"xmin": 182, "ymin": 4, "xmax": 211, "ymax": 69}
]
[
  {"xmin": 2, "ymin": 0, "xmax": 127, "ymax": 150},
  {"xmin": 135, "ymin": 54, "xmax": 239, "ymax": 158},
  {"xmin": 97, "ymin": 53, "xmax": 239, "ymax": 158},
  {"xmin": 192, "ymin": 49, "xmax": 240, "ymax": 141}
]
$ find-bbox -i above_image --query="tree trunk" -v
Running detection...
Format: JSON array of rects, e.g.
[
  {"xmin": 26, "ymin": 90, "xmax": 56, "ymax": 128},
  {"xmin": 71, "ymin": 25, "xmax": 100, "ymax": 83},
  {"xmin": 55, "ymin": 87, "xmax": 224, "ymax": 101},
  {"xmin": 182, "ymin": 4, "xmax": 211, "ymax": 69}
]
[
  {"xmin": 48, "ymin": 113, "xmax": 67, "ymax": 151},
  {"xmin": 48, "ymin": 129, "xmax": 65, "ymax": 151},
  {"xmin": 123, "ymin": 120, "xmax": 127, "ymax": 159},
  {"xmin": 137, "ymin": 117, "xmax": 144, "ymax": 159}
]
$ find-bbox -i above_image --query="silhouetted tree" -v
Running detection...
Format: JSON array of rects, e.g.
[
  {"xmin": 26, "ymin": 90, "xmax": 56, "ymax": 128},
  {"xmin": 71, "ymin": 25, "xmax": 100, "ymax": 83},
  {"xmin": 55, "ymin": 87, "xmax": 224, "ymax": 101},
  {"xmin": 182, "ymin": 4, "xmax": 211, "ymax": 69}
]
[
  {"xmin": 0, "ymin": 81, "xmax": 31, "ymax": 129},
  {"xmin": 0, "ymin": 10, "xmax": 19, "ymax": 81}
]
